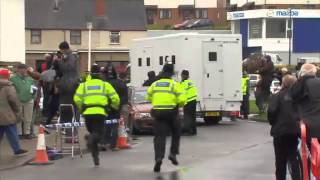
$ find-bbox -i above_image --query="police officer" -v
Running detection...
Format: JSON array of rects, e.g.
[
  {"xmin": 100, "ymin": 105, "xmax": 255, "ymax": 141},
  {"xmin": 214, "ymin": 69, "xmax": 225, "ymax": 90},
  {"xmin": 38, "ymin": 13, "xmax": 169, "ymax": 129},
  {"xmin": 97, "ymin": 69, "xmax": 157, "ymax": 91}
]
[
  {"xmin": 181, "ymin": 70, "xmax": 198, "ymax": 135},
  {"xmin": 146, "ymin": 64, "xmax": 186, "ymax": 172},
  {"xmin": 241, "ymin": 71, "xmax": 250, "ymax": 119},
  {"xmin": 74, "ymin": 65, "xmax": 120, "ymax": 166}
]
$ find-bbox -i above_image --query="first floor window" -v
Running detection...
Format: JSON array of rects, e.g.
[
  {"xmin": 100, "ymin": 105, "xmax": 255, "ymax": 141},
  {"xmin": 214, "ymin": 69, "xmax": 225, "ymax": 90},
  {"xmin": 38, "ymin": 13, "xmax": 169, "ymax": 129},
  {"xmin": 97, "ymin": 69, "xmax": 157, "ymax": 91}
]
[
  {"xmin": 110, "ymin": 31, "xmax": 120, "ymax": 44},
  {"xmin": 31, "ymin": 30, "xmax": 41, "ymax": 44},
  {"xmin": 70, "ymin": 30, "xmax": 81, "ymax": 45}
]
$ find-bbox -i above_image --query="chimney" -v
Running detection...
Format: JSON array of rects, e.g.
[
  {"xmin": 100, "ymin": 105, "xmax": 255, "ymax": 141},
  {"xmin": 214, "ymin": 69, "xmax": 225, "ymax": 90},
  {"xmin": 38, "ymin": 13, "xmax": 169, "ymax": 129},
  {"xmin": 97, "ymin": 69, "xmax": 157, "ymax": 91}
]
[{"xmin": 96, "ymin": 0, "xmax": 106, "ymax": 16}]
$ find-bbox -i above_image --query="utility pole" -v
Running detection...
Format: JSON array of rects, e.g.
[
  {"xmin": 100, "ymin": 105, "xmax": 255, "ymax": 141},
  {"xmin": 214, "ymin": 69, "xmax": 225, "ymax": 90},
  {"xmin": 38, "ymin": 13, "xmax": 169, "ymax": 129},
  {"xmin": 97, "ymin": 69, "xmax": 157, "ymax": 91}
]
[
  {"xmin": 288, "ymin": 8, "xmax": 292, "ymax": 66},
  {"xmin": 87, "ymin": 22, "xmax": 93, "ymax": 71}
]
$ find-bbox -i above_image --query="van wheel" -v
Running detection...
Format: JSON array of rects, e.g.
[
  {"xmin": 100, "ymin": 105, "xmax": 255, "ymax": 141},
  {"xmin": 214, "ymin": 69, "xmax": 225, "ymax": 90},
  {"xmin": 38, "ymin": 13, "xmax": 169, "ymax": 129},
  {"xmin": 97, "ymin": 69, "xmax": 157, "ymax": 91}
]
[{"xmin": 204, "ymin": 116, "xmax": 222, "ymax": 125}]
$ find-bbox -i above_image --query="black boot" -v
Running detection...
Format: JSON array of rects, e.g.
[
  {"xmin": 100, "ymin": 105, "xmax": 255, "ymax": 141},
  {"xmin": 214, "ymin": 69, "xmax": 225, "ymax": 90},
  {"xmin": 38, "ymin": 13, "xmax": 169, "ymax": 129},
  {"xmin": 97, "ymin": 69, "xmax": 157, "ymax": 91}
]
[
  {"xmin": 168, "ymin": 154, "xmax": 178, "ymax": 166},
  {"xmin": 93, "ymin": 154, "xmax": 100, "ymax": 166},
  {"xmin": 153, "ymin": 160, "xmax": 162, "ymax": 172}
]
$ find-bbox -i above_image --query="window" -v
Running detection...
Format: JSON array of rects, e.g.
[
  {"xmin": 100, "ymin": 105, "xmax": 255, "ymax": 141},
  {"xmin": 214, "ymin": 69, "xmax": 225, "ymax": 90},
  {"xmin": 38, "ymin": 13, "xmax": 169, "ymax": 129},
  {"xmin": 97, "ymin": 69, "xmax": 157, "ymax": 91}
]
[
  {"xmin": 249, "ymin": 19, "xmax": 263, "ymax": 39},
  {"xmin": 196, "ymin": 9, "xmax": 208, "ymax": 19},
  {"xmin": 110, "ymin": 31, "xmax": 120, "ymax": 44},
  {"xmin": 138, "ymin": 58, "xmax": 142, "ymax": 67},
  {"xmin": 146, "ymin": 58, "xmax": 150, "ymax": 66},
  {"xmin": 233, "ymin": 21, "xmax": 240, "ymax": 34},
  {"xmin": 159, "ymin": 9, "xmax": 172, "ymax": 19},
  {"xmin": 209, "ymin": 52, "xmax": 217, "ymax": 61},
  {"xmin": 31, "ymin": 30, "xmax": 41, "ymax": 44},
  {"xmin": 171, "ymin": 55, "xmax": 176, "ymax": 64},
  {"xmin": 266, "ymin": 19, "xmax": 286, "ymax": 38},
  {"xmin": 70, "ymin": 30, "xmax": 81, "ymax": 45},
  {"xmin": 159, "ymin": 56, "xmax": 164, "ymax": 65}
]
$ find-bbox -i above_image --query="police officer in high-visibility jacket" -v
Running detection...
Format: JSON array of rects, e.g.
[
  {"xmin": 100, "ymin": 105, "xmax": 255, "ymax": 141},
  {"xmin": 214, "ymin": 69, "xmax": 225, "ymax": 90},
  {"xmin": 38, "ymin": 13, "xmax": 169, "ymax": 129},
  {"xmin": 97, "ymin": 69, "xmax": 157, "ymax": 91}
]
[
  {"xmin": 146, "ymin": 64, "xmax": 187, "ymax": 172},
  {"xmin": 181, "ymin": 70, "xmax": 198, "ymax": 135},
  {"xmin": 241, "ymin": 71, "xmax": 250, "ymax": 119},
  {"xmin": 74, "ymin": 65, "xmax": 120, "ymax": 166}
]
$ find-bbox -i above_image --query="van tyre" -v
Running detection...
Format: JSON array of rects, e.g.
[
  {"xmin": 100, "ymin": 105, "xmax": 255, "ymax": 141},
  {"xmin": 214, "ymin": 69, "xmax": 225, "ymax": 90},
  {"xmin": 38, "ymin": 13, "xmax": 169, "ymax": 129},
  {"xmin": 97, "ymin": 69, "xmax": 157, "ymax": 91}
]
[{"xmin": 204, "ymin": 116, "xmax": 221, "ymax": 125}]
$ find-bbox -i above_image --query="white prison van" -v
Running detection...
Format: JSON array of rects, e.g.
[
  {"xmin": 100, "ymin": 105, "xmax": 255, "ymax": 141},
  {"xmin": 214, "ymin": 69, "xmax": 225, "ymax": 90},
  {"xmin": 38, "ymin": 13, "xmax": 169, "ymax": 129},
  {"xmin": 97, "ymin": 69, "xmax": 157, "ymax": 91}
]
[{"xmin": 130, "ymin": 33, "xmax": 243, "ymax": 124}]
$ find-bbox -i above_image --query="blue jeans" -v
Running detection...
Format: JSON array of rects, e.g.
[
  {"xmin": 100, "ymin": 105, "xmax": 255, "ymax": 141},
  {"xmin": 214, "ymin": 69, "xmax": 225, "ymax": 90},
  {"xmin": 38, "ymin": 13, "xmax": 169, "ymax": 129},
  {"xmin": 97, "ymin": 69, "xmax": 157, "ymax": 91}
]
[{"xmin": 0, "ymin": 124, "xmax": 21, "ymax": 154}]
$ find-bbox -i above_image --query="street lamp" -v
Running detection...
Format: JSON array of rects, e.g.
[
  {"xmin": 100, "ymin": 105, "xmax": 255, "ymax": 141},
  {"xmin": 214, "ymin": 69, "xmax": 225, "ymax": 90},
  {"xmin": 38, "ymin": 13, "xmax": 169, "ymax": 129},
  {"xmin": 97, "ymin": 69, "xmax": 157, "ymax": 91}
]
[
  {"xmin": 288, "ymin": 8, "xmax": 292, "ymax": 66},
  {"xmin": 87, "ymin": 22, "xmax": 93, "ymax": 71}
]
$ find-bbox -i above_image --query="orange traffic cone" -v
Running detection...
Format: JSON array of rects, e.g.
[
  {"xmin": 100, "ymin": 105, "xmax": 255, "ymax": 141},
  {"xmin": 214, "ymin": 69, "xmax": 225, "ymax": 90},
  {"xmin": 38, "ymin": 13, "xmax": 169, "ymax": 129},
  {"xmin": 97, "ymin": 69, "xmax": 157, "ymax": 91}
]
[
  {"xmin": 28, "ymin": 125, "xmax": 53, "ymax": 165},
  {"xmin": 117, "ymin": 117, "xmax": 131, "ymax": 149}
]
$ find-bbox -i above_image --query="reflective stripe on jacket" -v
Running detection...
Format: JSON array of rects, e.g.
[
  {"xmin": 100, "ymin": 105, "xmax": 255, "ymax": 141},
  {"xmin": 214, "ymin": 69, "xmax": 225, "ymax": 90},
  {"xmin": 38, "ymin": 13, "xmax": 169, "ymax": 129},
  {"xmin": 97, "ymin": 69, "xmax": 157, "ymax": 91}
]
[
  {"xmin": 146, "ymin": 78, "xmax": 186, "ymax": 110},
  {"xmin": 73, "ymin": 79, "xmax": 120, "ymax": 115}
]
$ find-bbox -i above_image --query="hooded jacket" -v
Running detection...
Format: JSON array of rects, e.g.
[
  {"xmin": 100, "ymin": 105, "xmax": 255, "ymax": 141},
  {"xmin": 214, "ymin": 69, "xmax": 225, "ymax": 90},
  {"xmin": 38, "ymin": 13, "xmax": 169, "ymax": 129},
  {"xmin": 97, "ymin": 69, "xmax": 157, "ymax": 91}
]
[{"xmin": 0, "ymin": 79, "xmax": 21, "ymax": 126}]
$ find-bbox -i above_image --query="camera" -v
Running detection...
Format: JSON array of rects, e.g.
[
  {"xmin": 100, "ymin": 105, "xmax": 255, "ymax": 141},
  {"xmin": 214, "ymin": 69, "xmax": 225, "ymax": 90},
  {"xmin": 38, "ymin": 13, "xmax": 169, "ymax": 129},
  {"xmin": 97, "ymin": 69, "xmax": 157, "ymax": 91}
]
[{"xmin": 56, "ymin": 51, "xmax": 63, "ymax": 59}]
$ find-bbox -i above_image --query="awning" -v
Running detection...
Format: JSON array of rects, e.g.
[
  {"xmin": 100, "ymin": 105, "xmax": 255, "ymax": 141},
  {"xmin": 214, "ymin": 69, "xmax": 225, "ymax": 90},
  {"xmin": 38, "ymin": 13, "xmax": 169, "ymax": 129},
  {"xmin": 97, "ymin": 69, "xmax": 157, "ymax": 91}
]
[
  {"xmin": 178, "ymin": 5, "xmax": 194, "ymax": 9},
  {"xmin": 145, "ymin": 5, "xmax": 158, "ymax": 9}
]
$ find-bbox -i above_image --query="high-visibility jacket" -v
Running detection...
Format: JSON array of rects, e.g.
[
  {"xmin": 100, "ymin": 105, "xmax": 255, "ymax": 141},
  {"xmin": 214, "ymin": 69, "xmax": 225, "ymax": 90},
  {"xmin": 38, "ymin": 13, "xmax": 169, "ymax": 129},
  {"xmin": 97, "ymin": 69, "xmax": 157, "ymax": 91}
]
[
  {"xmin": 146, "ymin": 78, "xmax": 186, "ymax": 110},
  {"xmin": 86, "ymin": 74, "xmax": 92, "ymax": 81},
  {"xmin": 242, "ymin": 77, "xmax": 250, "ymax": 96},
  {"xmin": 181, "ymin": 79, "xmax": 198, "ymax": 103},
  {"xmin": 73, "ymin": 79, "xmax": 120, "ymax": 115}
]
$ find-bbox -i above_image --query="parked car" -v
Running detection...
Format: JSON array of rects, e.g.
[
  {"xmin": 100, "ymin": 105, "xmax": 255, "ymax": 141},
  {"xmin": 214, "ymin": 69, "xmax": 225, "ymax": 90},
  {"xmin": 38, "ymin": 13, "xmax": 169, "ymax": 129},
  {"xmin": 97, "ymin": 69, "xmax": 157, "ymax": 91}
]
[
  {"xmin": 128, "ymin": 87, "xmax": 184, "ymax": 134},
  {"xmin": 270, "ymin": 79, "xmax": 281, "ymax": 94},
  {"xmin": 248, "ymin": 74, "xmax": 260, "ymax": 88},
  {"xmin": 173, "ymin": 19, "xmax": 197, "ymax": 30},
  {"xmin": 186, "ymin": 19, "xmax": 213, "ymax": 29}
]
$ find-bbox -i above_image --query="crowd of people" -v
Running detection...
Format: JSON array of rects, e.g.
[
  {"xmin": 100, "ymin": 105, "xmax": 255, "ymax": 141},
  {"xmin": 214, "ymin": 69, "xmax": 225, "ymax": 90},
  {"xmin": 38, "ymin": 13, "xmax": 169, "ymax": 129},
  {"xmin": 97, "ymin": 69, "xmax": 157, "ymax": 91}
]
[{"xmin": 267, "ymin": 63, "xmax": 320, "ymax": 180}]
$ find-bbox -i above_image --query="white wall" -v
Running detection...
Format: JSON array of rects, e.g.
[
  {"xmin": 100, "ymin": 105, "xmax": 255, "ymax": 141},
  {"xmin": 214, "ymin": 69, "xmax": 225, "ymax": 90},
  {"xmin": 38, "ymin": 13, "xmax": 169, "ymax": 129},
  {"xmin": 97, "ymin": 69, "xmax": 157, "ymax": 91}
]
[
  {"xmin": 0, "ymin": 0, "xmax": 25, "ymax": 63},
  {"xmin": 230, "ymin": 0, "xmax": 320, "ymax": 6},
  {"xmin": 145, "ymin": 0, "xmax": 218, "ymax": 8},
  {"xmin": 248, "ymin": 39, "xmax": 290, "ymax": 52}
]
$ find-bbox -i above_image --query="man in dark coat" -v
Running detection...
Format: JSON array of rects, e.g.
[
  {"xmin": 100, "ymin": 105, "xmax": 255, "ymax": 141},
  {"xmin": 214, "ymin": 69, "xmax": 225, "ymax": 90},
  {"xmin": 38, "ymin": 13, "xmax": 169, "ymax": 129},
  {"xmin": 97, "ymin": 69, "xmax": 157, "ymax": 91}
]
[
  {"xmin": 53, "ymin": 41, "xmax": 80, "ymax": 141},
  {"xmin": 289, "ymin": 63, "xmax": 320, "ymax": 139},
  {"xmin": 143, "ymin": 71, "xmax": 157, "ymax": 86},
  {"xmin": 102, "ymin": 63, "xmax": 128, "ymax": 150},
  {"xmin": 268, "ymin": 75, "xmax": 301, "ymax": 180}
]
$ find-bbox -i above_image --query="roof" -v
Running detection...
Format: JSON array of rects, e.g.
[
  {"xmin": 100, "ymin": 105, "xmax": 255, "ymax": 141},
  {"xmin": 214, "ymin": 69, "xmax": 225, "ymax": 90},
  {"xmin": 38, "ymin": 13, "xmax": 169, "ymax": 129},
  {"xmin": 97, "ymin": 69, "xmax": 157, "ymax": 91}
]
[{"xmin": 25, "ymin": 0, "xmax": 147, "ymax": 31}]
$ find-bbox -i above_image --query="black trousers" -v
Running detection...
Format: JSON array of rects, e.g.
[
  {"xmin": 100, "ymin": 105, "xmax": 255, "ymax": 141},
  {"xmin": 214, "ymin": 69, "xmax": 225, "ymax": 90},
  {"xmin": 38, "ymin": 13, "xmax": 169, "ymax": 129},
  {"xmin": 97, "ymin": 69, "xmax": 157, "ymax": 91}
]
[
  {"xmin": 152, "ymin": 109, "xmax": 181, "ymax": 161},
  {"xmin": 241, "ymin": 95, "xmax": 250, "ymax": 118},
  {"xmin": 84, "ymin": 115, "xmax": 106, "ymax": 158},
  {"xmin": 183, "ymin": 100, "xmax": 197, "ymax": 134},
  {"xmin": 273, "ymin": 135, "xmax": 301, "ymax": 180}
]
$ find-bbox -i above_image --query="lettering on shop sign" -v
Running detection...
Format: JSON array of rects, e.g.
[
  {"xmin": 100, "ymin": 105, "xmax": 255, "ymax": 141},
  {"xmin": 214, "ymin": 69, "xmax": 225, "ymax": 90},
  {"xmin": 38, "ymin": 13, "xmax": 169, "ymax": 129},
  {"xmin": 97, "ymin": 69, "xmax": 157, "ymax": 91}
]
[
  {"xmin": 233, "ymin": 12, "xmax": 245, "ymax": 18},
  {"xmin": 276, "ymin": 10, "xmax": 299, "ymax": 17}
]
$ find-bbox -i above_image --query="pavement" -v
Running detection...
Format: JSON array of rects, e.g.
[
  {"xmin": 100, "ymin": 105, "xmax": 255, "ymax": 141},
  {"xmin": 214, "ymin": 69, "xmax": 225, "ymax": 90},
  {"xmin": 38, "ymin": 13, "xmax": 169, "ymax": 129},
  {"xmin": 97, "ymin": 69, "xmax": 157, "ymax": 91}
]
[
  {"xmin": 0, "ymin": 118, "xmax": 277, "ymax": 180},
  {"xmin": 0, "ymin": 126, "xmax": 87, "ymax": 171}
]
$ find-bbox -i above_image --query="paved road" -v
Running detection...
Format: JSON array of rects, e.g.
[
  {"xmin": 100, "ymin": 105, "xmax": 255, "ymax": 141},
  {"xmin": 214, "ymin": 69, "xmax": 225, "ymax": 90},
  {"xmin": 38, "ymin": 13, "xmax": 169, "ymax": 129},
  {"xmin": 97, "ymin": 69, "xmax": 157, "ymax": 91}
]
[{"xmin": 1, "ymin": 119, "xmax": 276, "ymax": 180}]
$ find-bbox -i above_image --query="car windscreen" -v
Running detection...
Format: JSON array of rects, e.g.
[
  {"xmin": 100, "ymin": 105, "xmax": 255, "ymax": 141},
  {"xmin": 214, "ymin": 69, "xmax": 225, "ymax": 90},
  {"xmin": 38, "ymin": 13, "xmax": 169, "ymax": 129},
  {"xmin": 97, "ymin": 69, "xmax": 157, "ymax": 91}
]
[{"xmin": 134, "ymin": 90, "xmax": 149, "ymax": 104}]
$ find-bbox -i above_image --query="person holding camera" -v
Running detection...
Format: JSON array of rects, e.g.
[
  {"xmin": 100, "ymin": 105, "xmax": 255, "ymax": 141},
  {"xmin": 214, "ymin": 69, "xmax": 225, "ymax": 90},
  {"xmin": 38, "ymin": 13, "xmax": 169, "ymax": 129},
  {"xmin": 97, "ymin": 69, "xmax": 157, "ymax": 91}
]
[{"xmin": 53, "ymin": 41, "xmax": 80, "ymax": 141}]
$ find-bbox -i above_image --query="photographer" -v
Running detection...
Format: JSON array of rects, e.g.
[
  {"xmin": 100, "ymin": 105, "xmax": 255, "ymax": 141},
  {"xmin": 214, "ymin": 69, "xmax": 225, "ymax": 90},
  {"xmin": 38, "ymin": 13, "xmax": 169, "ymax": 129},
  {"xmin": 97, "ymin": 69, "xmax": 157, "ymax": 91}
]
[{"xmin": 53, "ymin": 41, "xmax": 80, "ymax": 142}]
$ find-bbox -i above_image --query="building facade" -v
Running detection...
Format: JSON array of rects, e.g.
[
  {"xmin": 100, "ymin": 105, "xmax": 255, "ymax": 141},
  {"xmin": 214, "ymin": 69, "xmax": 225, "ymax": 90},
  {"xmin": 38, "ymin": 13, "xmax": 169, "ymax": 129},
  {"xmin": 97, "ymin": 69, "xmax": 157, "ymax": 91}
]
[
  {"xmin": 25, "ymin": 0, "xmax": 147, "ymax": 73},
  {"xmin": 228, "ymin": 1, "xmax": 320, "ymax": 64},
  {"xmin": 145, "ymin": 0, "xmax": 227, "ymax": 26},
  {"xmin": 0, "ymin": 0, "xmax": 25, "ymax": 64}
]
